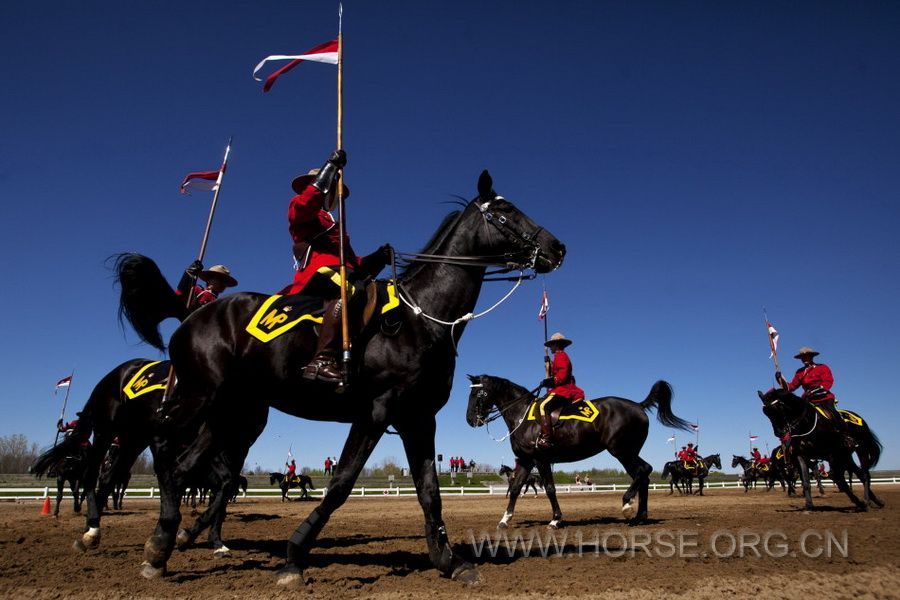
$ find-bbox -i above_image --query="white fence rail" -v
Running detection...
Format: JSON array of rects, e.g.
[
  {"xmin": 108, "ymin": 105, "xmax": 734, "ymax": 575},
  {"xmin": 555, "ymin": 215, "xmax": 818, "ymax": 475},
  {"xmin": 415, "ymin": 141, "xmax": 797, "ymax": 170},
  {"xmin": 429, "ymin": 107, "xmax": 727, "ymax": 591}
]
[{"xmin": 2, "ymin": 477, "xmax": 898, "ymax": 501}]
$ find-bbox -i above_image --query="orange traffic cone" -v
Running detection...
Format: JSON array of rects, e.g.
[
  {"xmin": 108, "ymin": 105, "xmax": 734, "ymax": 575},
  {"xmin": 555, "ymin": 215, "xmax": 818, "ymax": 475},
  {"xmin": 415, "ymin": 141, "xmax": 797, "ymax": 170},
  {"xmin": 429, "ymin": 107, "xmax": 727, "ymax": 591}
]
[{"xmin": 41, "ymin": 496, "xmax": 51, "ymax": 515}]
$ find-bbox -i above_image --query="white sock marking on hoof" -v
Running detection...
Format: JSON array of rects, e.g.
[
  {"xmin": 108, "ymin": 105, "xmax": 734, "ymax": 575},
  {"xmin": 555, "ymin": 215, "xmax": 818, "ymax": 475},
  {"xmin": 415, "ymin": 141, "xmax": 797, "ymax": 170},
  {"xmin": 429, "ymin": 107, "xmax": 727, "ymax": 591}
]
[{"xmin": 622, "ymin": 501, "xmax": 635, "ymax": 518}]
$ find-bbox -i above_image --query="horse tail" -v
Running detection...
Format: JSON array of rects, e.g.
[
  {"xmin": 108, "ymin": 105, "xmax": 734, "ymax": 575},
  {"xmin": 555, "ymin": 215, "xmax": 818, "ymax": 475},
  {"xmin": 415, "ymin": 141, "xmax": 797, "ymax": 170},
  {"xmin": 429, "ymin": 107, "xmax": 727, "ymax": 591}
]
[
  {"xmin": 112, "ymin": 253, "xmax": 186, "ymax": 351},
  {"xmin": 31, "ymin": 432, "xmax": 84, "ymax": 478},
  {"xmin": 306, "ymin": 476, "xmax": 316, "ymax": 490},
  {"xmin": 860, "ymin": 425, "xmax": 883, "ymax": 469},
  {"xmin": 661, "ymin": 462, "xmax": 671, "ymax": 479},
  {"xmin": 640, "ymin": 380, "xmax": 693, "ymax": 431}
]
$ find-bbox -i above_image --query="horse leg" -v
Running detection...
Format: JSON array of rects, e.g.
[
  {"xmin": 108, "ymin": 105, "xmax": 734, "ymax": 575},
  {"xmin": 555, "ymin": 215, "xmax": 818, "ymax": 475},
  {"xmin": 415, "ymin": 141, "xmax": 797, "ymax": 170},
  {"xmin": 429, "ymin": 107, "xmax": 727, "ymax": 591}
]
[
  {"xmin": 141, "ymin": 428, "xmax": 215, "ymax": 579},
  {"xmin": 398, "ymin": 417, "xmax": 480, "ymax": 584},
  {"xmin": 176, "ymin": 454, "xmax": 232, "ymax": 554},
  {"xmin": 851, "ymin": 447, "xmax": 884, "ymax": 508},
  {"xmin": 277, "ymin": 420, "xmax": 385, "ymax": 587},
  {"xmin": 610, "ymin": 447, "xmax": 652, "ymax": 523},
  {"xmin": 71, "ymin": 479, "xmax": 82, "ymax": 513},
  {"xmin": 534, "ymin": 461, "xmax": 562, "ymax": 529},
  {"xmin": 54, "ymin": 476, "xmax": 64, "ymax": 518},
  {"xmin": 830, "ymin": 455, "xmax": 866, "ymax": 511},
  {"xmin": 794, "ymin": 456, "xmax": 815, "ymax": 511},
  {"xmin": 498, "ymin": 459, "xmax": 535, "ymax": 529}
]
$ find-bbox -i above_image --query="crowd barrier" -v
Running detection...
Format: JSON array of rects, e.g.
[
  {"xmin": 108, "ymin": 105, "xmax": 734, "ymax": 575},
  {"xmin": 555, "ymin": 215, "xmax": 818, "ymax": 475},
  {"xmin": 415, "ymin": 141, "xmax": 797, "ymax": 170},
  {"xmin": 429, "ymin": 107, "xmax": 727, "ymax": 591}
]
[{"xmin": 2, "ymin": 477, "xmax": 898, "ymax": 501}]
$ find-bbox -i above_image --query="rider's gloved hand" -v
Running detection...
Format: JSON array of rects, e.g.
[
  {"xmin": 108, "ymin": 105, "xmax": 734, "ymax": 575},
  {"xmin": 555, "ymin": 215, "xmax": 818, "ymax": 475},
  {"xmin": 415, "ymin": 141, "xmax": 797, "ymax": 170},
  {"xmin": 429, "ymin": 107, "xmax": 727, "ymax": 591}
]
[
  {"xmin": 774, "ymin": 371, "xmax": 782, "ymax": 381},
  {"xmin": 327, "ymin": 149, "xmax": 347, "ymax": 168},
  {"xmin": 541, "ymin": 377, "xmax": 554, "ymax": 388},
  {"xmin": 186, "ymin": 259, "xmax": 203, "ymax": 278}
]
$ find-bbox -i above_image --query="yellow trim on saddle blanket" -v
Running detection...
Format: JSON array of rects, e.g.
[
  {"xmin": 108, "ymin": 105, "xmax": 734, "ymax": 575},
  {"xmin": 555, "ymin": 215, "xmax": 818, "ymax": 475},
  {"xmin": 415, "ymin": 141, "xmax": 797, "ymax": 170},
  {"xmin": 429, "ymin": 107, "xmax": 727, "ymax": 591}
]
[
  {"xmin": 381, "ymin": 283, "xmax": 399, "ymax": 314},
  {"xmin": 246, "ymin": 295, "xmax": 324, "ymax": 343},
  {"xmin": 837, "ymin": 409, "xmax": 864, "ymax": 427},
  {"xmin": 526, "ymin": 398, "xmax": 600, "ymax": 423},
  {"xmin": 123, "ymin": 361, "xmax": 168, "ymax": 400},
  {"xmin": 812, "ymin": 405, "xmax": 863, "ymax": 426}
]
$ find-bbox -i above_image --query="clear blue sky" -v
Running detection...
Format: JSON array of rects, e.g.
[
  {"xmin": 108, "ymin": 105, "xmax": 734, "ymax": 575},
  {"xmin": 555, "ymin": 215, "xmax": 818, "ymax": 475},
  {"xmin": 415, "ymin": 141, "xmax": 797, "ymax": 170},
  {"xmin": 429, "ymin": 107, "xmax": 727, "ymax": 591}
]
[{"xmin": 2, "ymin": 2, "xmax": 898, "ymax": 475}]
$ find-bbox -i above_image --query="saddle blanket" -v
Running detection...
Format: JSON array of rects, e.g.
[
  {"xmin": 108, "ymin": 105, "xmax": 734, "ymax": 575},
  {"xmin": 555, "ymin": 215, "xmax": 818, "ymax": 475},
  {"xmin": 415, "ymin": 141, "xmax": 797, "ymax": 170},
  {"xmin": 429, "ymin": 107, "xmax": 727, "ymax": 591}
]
[
  {"xmin": 526, "ymin": 398, "xmax": 600, "ymax": 423},
  {"xmin": 812, "ymin": 406, "xmax": 865, "ymax": 427},
  {"xmin": 122, "ymin": 360, "xmax": 170, "ymax": 400},
  {"xmin": 246, "ymin": 282, "xmax": 400, "ymax": 343}
]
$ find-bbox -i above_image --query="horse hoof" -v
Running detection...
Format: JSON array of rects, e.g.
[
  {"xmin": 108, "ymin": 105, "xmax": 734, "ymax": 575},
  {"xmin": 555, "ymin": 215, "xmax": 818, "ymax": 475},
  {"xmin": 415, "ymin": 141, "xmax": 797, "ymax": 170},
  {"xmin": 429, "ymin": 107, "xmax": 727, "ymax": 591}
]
[
  {"xmin": 72, "ymin": 539, "xmax": 87, "ymax": 553},
  {"xmin": 81, "ymin": 527, "xmax": 101, "ymax": 550},
  {"xmin": 275, "ymin": 564, "xmax": 304, "ymax": 587},
  {"xmin": 451, "ymin": 563, "xmax": 482, "ymax": 585},
  {"xmin": 213, "ymin": 545, "xmax": 231, "ymax": 559},
  {"xmin": 140, "ymin": 561, "xmax": 166, "ymax": 579},
  {"xmin": 143, "ymin": 538, "xmax": 168, "ymax": 566},
  {"xmin": 621, "ymin": 501, "xmax": 636, "ymax": 519},
  {"xmin": 547, "ymin": 520, "xmax": 560, "ymax": 530},
  {"xmin": 497, "ymin": 521, "xmax": 508, "ymax": 530},
  {"xmin": 175, "ymin": 529, "xmax": 192, "ymax": 550}
]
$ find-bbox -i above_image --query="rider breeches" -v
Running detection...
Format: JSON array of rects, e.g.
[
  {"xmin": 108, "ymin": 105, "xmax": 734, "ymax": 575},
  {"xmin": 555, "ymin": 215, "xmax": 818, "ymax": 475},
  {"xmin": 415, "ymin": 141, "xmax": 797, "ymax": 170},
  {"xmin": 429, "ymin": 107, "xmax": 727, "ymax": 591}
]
[{"xmin": 314, "ymin": 285, "xmax": 368, "ymax": 358}]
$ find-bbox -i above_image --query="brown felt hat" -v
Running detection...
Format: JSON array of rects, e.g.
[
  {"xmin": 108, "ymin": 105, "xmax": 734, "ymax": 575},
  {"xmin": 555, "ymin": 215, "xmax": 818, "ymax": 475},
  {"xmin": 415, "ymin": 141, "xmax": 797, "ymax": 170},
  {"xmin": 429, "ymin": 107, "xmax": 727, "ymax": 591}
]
[
  {"xmin": 200, "ymin": 265, "xmax": 238, "ymax": 287},
  {"xmin": 291, "ymin": 169, "xmax": 350, "ymax": 211},
  {"xmin": 544, "ymin": 332, "xmax": 572, "ymax": 348},
  {"xmin": 794, "ymin": 346, "xmax": 820, "ymax": 359}
]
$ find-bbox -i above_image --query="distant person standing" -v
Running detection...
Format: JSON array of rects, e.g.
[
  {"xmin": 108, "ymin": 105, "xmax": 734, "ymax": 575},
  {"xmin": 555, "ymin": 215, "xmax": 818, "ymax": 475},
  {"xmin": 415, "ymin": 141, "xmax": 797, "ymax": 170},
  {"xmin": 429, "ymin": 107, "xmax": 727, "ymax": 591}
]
[{"xmin": 324, "ymin": 457, "xmax": 333, "ymax": 476}]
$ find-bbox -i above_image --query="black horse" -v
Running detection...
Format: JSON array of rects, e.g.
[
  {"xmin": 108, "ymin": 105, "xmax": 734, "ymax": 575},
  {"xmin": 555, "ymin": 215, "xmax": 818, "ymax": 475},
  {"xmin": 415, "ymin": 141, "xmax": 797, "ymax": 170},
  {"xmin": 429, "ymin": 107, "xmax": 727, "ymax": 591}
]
[
  {"xmin": 731, "ymin": 455, "xmax": 769, "ymax": 491},
  {"xmin": 115, "ymin": 171, "xmax": 565, "ymax": 584},
  {"xmin": 31, "ymin": 358, "xmax": 246, "ymax": 557},
  {"xmin": 466, "ymin": 374, "xmax": 692, "ymax": 527},
  {"xmin": 498, "ymin": 464, "xmax": 542, "ymax": 497},
  {"xmin": 661, "ymin": 461, "xmax": 685, "ymax": 495},
  {"xmin": 666, "ymin": 454, "xmax": 721, "ymax": 496},
  {"xmin": 270, "ymin": 472, "xmax": 316, "ymax": 501},
  {"xmin": 759, "ymin": 388, "xmax": 883, "ymax": 511},
  {"xmin": 99, "ymin": 444, "xmax": 131, "ymax": 510},
  {"xmin": 42, "ymin": 451, "xmax": 87, "ymax": 517}
]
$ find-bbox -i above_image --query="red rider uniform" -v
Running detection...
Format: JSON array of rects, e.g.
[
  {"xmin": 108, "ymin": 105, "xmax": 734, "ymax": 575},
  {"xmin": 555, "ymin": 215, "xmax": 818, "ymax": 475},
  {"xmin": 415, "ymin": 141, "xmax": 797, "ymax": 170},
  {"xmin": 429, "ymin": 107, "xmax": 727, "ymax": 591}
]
[
  {"xmin": 57, "ymin": 418, "xmax": 91, "ymax": 448},
  {"xmin": 282, "ymin": 149, "xmax": 390, "ymax": 384},
  {"xmin": 776, "ymin": 346, "xmax": 854, "ymax": 448},
  {"xmin": 535, "ymin": 333, "xmax": 585, "ymax": 450}
]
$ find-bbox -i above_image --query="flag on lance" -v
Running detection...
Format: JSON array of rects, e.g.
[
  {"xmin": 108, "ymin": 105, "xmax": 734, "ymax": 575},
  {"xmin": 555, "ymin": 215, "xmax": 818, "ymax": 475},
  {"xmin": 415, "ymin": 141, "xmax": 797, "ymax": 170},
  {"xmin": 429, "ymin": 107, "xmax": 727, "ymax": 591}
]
[
  {"xmin": 689, "ymin": 423, "xmax": 700, "ymax": 432},
  {"xmin": 767, "ymin": 321, "xmax": 779, "ymax": 358},
  {"xmin": 666, "ymin": 435, "xmax": 676, "ymax": 443},
  {"xmin": 253, "ymin": 40, "xmax": 339, "ymax": 93},
  {"xmin": 749, "ymin": 435, "xmax": 759, "ymax": 442},
  {"xmin": 538, "ymin": 290, "xmax": 549, "ymax": 320},
  {"xmin": 55, "ymin": 376, "xmax": 72, "ymax": 389},
  {"xmin": 180, "ymin": 168, "xmax": 223, "ymax": 195}
]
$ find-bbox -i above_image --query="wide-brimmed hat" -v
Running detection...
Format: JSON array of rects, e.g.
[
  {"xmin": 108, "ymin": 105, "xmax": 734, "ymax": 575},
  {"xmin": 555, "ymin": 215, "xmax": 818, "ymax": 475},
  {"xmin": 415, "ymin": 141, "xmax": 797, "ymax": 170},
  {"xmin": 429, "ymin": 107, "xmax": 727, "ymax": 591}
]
[
  {"xmin": 200, "ymin": 265, "xmax": 238, "ymax": 287},
  {"xmin": 544, "ymin": 332, "xmax": 572, "ymax": 348},
  {"xmin": 794, "ymin": 346, "xmax": 820, "ymax": 359},
  {"xmin": 291, "ymin": 169, "xmax": 350, "ymax": 211}
]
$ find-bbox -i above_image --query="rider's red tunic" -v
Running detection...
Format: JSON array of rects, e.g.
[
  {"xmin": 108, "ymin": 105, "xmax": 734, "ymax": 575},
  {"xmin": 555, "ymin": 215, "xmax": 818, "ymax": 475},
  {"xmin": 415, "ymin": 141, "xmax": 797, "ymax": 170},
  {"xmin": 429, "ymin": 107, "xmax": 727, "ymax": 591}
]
[
  {"xmin": 59, "ymin": 420, "xmax": 91, "ymax": 448},
  {"xmin": 283, "ymin": 185, "xmax": 360, "ymax": 295},
  {"xmin": 786, "ymin": 363, "xmax": 835, "ymax": 402},
  {"xmin": 548, "ymin": 350, "xmax": 585, "ymax": 401}
]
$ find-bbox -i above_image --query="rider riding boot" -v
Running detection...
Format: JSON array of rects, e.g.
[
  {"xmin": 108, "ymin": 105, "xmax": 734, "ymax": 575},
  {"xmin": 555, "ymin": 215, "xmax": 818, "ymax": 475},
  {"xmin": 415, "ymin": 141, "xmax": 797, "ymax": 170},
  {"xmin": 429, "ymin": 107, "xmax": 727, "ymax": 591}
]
[
  {"xmin": 535, "ymin": 414, "xmax": 554, "ymax": 449},
  {"xmin": 302, "ymin": 299, "xmax": 344, "ymax": 383},
  {"xmin": 821, "ymin": 400, "xmax": 856, "ymax": 449}
]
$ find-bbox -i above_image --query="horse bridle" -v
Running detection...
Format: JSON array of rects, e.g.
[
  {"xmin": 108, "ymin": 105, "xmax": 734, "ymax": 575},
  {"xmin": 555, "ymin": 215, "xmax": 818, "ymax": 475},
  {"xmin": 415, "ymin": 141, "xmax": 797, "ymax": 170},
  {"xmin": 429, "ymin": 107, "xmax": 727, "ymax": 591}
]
[
  {"xmin": 766, "ymin": 393, "xmax": 819, "ymax": 439},
  {"xmin": 395, "ymin": 197, "xmax": 543, "ymax": 276}
]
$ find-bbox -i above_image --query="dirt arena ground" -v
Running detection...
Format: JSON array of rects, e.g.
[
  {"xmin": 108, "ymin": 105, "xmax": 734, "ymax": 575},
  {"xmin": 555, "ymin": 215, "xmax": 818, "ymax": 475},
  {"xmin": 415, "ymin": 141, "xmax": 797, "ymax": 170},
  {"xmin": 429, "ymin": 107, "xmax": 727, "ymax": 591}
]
[{"xmin": 1, "ymin": 486, "xmax": 898, "ymax": 599}]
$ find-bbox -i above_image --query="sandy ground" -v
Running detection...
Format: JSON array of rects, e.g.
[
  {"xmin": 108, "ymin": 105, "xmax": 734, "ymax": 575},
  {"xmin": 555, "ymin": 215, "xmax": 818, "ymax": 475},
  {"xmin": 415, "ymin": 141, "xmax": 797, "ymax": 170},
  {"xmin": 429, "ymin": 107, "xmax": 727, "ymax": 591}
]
[{"xmin": 1, "ymin": 485, "xmax": 898, "ymax": 599}]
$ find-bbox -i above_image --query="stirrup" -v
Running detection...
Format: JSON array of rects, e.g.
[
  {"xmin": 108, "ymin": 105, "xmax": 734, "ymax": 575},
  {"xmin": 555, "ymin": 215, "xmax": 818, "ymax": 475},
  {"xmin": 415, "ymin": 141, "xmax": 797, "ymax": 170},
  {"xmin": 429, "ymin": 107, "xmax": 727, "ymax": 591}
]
[{"xmin": 535, "ymin": 435, "xmax": 553, "ymax": 450}]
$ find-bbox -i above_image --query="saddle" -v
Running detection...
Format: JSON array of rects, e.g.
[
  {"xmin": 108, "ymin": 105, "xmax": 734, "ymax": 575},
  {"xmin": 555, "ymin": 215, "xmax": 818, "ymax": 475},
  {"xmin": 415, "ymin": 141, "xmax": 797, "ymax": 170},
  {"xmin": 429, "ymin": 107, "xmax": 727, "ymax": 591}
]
[{"xmin": 246, "ymin": 280, "xmax": 401, "ymax": 343}]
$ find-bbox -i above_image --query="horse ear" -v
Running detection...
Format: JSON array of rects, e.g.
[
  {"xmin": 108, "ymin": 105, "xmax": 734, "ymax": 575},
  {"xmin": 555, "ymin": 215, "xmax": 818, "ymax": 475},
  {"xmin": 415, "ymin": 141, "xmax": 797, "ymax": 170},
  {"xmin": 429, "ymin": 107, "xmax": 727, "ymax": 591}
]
[
  {"xmin": 467, "ymin": 374, "xmax": 476, "ymax": 382},
  {"xmin": 477, "ymin": 170, "xmax": 495, "ymax": 201},
  {"xmin": 757, "ymin": 390, "xmax": 765, "ymax": 401}
]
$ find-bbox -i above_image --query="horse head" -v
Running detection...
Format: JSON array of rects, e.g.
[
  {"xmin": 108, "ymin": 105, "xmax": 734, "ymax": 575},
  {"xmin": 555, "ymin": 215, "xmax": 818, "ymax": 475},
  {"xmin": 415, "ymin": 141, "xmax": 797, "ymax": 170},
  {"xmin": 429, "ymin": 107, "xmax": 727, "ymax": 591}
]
[
  {"xmin": 468, "ymin": 170, "xmax": 566, "ymax": 274},
  {"xmin": 731, "ymin": 455, "xmax": 746, "ymax": 469},
  {"xmin": 706, "ymin": 454, "xmax": 722, "ymax": 470},
  {"xmin": 466, "ymin": 374, "xmax": 494, "ymax": 427},
  {"xmin": 268, "ymin": 473, "xmax": 279, "ymax": 485},
  {"xmin": 758, "ymin": 388, "xmax": 805, "ymax": 434}
]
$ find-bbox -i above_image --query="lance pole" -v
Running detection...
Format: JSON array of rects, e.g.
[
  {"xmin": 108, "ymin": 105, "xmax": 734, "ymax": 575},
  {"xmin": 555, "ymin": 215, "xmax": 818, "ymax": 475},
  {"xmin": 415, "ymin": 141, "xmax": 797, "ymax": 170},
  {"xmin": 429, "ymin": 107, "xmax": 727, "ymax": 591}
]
[
  {"xmin": 541, "ymin": 286, "xmax": 550, "ymax": 378},
  {"xmin": 335, "ymin": 6, "xmax": 351, "ymax": 386},
  {"xmin": 161, "ymin": 138, "xmax": 233, "ymax": 406},
  {"xmin": 53, "ymin": 370, "xmax": 74, "ymax": 447}
]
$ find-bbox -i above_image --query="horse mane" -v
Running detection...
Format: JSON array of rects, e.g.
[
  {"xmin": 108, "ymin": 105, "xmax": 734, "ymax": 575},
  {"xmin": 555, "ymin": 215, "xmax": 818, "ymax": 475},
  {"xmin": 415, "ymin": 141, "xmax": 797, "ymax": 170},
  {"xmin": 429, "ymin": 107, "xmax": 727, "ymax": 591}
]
[{"xmin": 398, "ymin": 209, "xmax": 464, "ymax": 280}]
